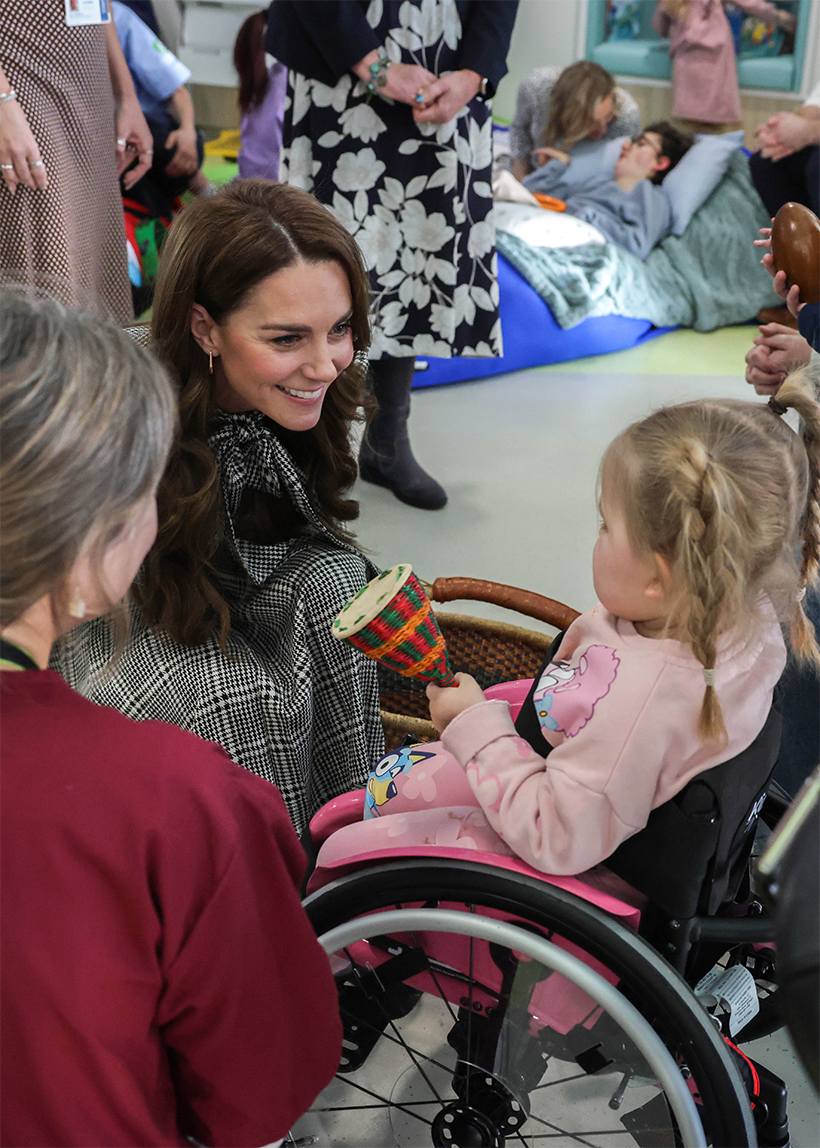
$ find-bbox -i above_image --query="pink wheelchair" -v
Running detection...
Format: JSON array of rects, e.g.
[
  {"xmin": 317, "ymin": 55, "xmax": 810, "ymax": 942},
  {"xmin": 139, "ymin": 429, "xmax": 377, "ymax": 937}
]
[{"xmin": 294, "ymin": 582, "xmax": 792, "ymax": 1148}]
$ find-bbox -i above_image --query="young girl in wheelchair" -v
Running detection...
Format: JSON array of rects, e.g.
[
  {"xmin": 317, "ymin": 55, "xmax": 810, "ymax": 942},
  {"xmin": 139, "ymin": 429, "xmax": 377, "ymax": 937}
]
[{"xmin": 344, "ymin": 378, "xmax": 820, "ymax": 878}]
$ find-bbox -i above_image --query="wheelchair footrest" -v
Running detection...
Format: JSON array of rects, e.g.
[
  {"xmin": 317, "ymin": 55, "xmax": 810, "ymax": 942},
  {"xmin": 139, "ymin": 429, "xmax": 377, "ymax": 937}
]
[{"xmin": 336, "ymin": 946, "xmax": 426, "ymax": 1073}]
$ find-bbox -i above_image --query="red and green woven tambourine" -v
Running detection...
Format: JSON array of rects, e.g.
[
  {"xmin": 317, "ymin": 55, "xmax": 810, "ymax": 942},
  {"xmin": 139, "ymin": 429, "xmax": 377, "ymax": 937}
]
[{"xmin": 331, "ymin": 564, "xmax": 456, "ymax": 687}]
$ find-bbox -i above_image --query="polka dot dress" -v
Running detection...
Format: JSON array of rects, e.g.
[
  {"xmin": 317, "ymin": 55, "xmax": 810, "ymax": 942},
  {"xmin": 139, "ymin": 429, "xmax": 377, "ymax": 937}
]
[{"xmin": 0, "ymin": 1, "xmax": 133, "ymax": 323}]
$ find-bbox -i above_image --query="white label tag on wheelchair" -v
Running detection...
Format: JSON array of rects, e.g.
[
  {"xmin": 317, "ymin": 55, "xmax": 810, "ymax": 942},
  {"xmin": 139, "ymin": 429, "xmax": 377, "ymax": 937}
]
[{"xmin": 694, "ymin": 964, "xmax": 759, "ymax": 1037}]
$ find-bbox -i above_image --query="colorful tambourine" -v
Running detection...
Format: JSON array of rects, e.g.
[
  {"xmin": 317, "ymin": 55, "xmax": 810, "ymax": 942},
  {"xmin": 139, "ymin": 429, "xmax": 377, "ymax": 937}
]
[{"xmin": 331, "ymin": 564, "xmax": 456, "ymax": 686}]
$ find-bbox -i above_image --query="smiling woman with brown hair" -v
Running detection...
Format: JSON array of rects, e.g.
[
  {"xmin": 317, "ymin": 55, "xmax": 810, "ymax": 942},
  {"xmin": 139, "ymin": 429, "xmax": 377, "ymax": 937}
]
[{"xmin": 55, "ymin": 179, "xmax": 385, "ymax": 834}]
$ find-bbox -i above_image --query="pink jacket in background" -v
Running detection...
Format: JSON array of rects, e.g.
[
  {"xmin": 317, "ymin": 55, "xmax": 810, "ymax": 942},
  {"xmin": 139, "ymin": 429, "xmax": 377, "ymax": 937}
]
[{"xmin": 653, "ymin": 0, "xmax": 788, "ymax": 123}]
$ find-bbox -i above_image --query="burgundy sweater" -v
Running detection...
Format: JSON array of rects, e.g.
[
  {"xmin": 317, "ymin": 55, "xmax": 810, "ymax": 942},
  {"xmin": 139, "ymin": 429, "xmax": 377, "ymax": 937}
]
[{"xmin": 1, "ymin": 670, "xmax": 341, "ymax": 1147}]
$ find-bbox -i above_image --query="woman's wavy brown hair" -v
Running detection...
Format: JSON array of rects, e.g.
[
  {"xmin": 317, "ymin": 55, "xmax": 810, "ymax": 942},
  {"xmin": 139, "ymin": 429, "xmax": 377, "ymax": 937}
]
[
  {"xmin": 541, "ymin": 61, "xmax": 618, "ymax": 152},
  {"xmin": 136, "ymin": 178, "xmax": 372, "ymax": 647}
]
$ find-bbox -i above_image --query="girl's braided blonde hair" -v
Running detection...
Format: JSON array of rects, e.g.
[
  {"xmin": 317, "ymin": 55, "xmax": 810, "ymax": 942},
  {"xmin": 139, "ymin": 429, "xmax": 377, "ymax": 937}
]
[{"xmin": 600, "ymin": 374, "xmax": 820, "ymax": 745}]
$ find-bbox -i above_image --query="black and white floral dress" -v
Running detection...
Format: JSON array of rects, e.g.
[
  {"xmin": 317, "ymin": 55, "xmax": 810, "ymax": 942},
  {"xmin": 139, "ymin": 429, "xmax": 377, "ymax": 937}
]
[{"xmin": 280, "ymin": 0, "xmax": 502, "ymax": 360}]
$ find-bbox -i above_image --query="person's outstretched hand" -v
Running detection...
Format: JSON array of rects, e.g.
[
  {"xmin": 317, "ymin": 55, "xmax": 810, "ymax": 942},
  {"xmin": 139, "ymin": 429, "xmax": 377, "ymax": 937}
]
[
  {"xmin": 413, "ymin": 70, "xmax": 482, "ymax": 125},
  {"xmin": 531, "ymin": 145, "xmax": 570, "ymax": 167},
  {"xmin": 745, "ymin": 323, "xmax": 813, "ymax": 394},
  {"xmin": 427, "ymin": 673, "xmax": 485, "ymax": 734}
]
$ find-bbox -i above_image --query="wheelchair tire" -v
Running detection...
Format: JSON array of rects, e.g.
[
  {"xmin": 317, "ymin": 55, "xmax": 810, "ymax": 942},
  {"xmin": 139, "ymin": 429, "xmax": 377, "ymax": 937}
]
[{"xmin": 304, "ymin": 858, "xmax": 757, "ymax": 1148}]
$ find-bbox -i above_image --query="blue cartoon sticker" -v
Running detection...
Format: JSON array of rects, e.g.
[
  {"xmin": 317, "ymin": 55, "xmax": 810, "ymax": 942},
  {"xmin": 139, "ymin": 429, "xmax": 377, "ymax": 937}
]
[{"xmin": 364, "ymin": 745, "xmax": 440, "ymax": 818}]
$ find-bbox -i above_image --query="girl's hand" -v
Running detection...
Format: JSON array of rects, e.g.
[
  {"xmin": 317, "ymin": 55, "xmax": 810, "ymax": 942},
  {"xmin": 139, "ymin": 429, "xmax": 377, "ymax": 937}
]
[
  {"xmin": 0, "ymin": 97, "xmax": 47, "ymax": 195},
  {"xmin": 531, "ymin": 145, "xmax": 570, "ymax": 167},
  {"xmin": 755, "ymin": 112, "xmax": 818, "ymax": 161},
  {"xmin": 164, "ymin": 124, "xmax": 199, "ymax": 178},
  {"xmin": 755, "ymin": 224, "xmax": 803, "ymax": 315},
  {"xmin": 765, "ymin": 263, "xmax": 804, "ymax": 317},
  {"xmin": 746, "ymin": 324, "xmax": 812, "ymax": 394},
  {"xmin": 413, "ymin": 70, "xmax": 482, "ymax": 125},
  {"xmin": 426, "ymin": 673, "xmax": 486, "ymax": 733},
  {"xmin": 115, "ymin": 97, "xmax": 153, "ymax": 190},
  {"xmin": 752, "ymin": 225, "xmax": 772, "ymax": 250}
]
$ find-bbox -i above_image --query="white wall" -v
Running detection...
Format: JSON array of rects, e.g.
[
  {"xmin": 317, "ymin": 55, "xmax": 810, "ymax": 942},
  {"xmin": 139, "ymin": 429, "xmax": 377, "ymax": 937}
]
[{"xmin": 494, "ymin": 0, "xmax": 583, "ymax": 122}]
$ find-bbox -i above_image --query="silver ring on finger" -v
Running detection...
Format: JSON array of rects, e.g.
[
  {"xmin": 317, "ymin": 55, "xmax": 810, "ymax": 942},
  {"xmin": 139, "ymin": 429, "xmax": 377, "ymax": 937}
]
[
  {"xmin": 30, "ymin": 159, "xmax": 44, "ymax": 168},
  {"xmin": 0, "ymin": 164, "xmax": 14, "ymax": 169},
  {"xmin": 116, "ymin": 138, "xmax": 127, "ymax": 146}
]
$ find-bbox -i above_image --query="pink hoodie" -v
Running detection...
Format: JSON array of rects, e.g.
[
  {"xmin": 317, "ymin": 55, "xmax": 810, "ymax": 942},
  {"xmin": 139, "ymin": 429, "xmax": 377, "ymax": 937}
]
[{"xmin": 441, "ymin": 602, "xmax": 785, "ymax": 874}]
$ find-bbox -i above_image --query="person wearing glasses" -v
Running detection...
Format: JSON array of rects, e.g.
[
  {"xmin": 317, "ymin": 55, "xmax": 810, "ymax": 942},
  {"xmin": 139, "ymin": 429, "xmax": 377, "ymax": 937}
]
[{"xmin": 523, "ymin": 122, "xmax": 693, "ymax": 260}]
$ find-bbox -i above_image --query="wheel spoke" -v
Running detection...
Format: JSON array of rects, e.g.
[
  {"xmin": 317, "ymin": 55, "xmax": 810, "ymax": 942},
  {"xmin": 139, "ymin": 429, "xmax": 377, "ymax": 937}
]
[
  {"xmin": 532, "ymin": 1070, "xmax": 599, "ymax": 1090},
  {"xmin": 306, "ymin": 866, "xmax": 747, "ymax": 1147},
  {"xmin": 321, "ymin": 1075, "xmax": 434, "ymax": 1128},
  {"xmin": 339, "ymin": 1014, "xmax": 459, "ymax": 1078},
  {"xmin": 524, "ymin": 1110, "xmax": 610, "ymax": 1147},
  {"xmin": 383, "ymin": 1012, "xmax": 447, "ymax": 1106}
]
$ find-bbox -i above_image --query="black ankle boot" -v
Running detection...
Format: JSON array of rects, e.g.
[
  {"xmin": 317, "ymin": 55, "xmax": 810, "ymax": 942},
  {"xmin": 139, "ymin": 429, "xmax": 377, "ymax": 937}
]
[{"xmin": 360, "ymin": 357, "xmax": 448, "ymax": 511}]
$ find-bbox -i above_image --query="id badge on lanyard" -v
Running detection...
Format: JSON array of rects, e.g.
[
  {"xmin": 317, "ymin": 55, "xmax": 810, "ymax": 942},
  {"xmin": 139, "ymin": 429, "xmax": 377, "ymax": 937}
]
[{"xmin": 64, "ymin": 0, "xmax": 111, "ymax": 26}]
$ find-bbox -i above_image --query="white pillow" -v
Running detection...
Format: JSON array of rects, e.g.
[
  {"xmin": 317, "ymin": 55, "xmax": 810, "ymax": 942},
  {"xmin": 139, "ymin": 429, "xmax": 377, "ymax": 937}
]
[
  {"xmin": 662, "ymin": 130, "xmax": 744, "ymax": 236},
  {"xmin": 494, "ymin": 201, "xmax": 606, "ymax": 249}
]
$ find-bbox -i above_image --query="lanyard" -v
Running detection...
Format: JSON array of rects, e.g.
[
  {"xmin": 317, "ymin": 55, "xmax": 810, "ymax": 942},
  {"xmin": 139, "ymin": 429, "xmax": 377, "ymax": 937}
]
[{"xmin": 0, "ymin": 638, "xmax": 39, "ymax": 671}]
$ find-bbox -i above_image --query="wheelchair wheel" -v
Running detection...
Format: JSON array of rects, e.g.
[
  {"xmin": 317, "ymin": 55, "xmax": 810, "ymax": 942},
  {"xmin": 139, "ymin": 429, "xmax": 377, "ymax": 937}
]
[{"xmin": 302, "ymin": 858, "xmax": 757, "ymax": 1148}]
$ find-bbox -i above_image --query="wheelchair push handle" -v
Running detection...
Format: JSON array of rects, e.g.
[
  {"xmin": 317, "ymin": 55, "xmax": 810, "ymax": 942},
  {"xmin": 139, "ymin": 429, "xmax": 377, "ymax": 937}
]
[{"xmin": 430, "ymin": 577, "xmax": 580, "ymax": 632}]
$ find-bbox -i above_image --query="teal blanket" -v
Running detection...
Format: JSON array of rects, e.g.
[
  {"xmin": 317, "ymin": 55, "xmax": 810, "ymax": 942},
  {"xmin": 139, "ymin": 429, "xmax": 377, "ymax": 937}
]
[{"xmin": 497, "ymin": 152, "xmax": 779, "ymax": 332}]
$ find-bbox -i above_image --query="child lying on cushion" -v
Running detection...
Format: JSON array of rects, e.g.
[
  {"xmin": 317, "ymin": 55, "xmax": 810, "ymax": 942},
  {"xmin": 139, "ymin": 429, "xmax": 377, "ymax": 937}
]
[{"xmin": 522, "ymin": 121, "xmax": 692, "ymax": 259}]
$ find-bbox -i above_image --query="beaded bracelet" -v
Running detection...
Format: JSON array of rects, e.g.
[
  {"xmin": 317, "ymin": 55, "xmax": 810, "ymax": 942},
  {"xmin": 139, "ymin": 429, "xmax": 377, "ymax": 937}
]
[
  {"xmin": 0, "ymin": 89, "xmax": 18, "ymax": 105},
  {"xmin": 366, "ymin": 57, "xmax": 390, "ymax": 96}
]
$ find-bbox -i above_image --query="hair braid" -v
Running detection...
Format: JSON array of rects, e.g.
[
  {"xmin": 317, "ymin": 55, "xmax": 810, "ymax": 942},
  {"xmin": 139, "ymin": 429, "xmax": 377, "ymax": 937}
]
[
  {"xmin": 669, "ymin": 438, "xmax": 747, "ymax": 743},
  {"xmin": 600, "ymin": 378, "xmax": 820, "ymax": 748},
  {"xmin": 773, "ymin": 374, "xmax": 820, "ymax": 668}
]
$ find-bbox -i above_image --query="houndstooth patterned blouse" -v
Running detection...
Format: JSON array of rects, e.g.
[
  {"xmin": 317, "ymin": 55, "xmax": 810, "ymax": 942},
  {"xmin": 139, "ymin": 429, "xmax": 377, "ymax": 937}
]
[{"xmin": 54, "ymin": 411, "xmax": 384, "ymax": 835}]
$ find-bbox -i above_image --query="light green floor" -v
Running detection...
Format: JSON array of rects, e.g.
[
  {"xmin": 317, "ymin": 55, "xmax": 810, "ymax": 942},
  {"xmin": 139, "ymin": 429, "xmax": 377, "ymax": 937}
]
[
  {"xmin": 202, "ymin": 156, "xmax": 239, "ymax": 186},
  {"xmin": 539, "ymin": 323, "xmax": 758, "ymax": 377}
]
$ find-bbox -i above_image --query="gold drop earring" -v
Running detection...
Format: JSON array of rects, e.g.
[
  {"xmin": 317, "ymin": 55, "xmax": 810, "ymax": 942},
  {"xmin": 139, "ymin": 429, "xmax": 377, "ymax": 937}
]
[
  {"xmin": 68, "ymin": 589, "xmax": 86, "ymax": 619},
  {"xmin": 208, "ymin": 351, "xmax": 214, "ymax": 374}
]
